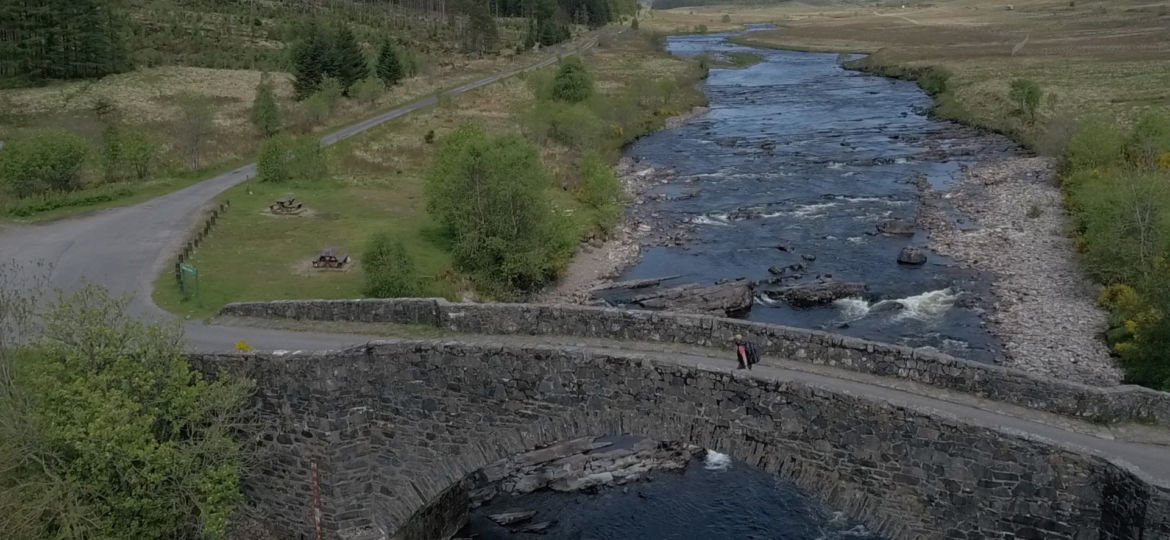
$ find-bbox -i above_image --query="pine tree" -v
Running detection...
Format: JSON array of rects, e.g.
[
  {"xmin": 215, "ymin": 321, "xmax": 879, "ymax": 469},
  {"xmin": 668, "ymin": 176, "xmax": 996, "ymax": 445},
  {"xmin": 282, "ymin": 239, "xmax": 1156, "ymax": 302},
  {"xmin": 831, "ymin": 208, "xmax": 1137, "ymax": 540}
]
[
  {"xmin": 329, "ymin": 25, "xmax": 367, "ymax": 95},
  {"xmin": 1, "ymin": 0, "xmax": 130, "ymax": 83},
  {"xmin": 464, "ymin": 2, "xmax": 499, "ymax": 53},
  {"xmin": 375, "ymin": 41, "xmax": 403, "ymax": 86},
  {"xmin": 291, "ymin": 22, "xmax": 330, "ymax": 100},
  {"xmin": 251, "ymin": 72, "xmax": 282, "ymax": 137}
]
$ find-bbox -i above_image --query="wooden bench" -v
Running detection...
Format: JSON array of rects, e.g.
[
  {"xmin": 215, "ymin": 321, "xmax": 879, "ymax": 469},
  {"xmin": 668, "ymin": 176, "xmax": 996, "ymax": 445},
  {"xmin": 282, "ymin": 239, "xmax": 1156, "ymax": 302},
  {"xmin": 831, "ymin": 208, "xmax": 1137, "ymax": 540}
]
[{"xmin": 312, "ymin": 246, "xmax": 349, "ymax": 269}]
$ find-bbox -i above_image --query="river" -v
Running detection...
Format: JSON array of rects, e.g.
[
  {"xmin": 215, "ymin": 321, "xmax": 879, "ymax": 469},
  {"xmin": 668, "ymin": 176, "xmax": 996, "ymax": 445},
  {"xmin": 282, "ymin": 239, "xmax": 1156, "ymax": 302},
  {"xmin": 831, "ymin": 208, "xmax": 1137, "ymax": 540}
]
[
  {"xmin": 464, "ymin": 30, "xmax": 1017, "ymax": 538},
  {"xmin": 608, "ymin": 29, "xmax": 1018, "ymax": 362}
]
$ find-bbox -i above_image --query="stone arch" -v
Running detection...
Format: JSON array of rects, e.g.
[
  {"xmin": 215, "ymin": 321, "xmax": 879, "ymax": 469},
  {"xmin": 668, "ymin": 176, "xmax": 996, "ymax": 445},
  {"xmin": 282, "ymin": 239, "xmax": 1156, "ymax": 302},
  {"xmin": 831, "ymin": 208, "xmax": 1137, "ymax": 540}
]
[{"xmin": 192, "ymin": 340, "xmax": 1170, "ymax": 540}]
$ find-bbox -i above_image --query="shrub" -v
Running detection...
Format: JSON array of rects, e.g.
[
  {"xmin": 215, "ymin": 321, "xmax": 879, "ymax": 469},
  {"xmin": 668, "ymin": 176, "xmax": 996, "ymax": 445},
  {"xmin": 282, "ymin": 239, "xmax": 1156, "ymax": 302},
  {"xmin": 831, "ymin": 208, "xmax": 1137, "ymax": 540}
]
[
  {"xmin": 0, "ymin": 130, "xmax": 90, "ymax": 197},
  {"xmin": 721, "ymin": 14, "xmax": 731, "ymax": 23},
  {"xmin": 100, "ymin": 125, "xmax": 156, "ymax": 182},
  {"xmin": 0, "ymin": 287, "xmax": 253, "ymax": 539},
  {"xmin": 362, "ymin": 233, "xmax": 420, "ymax": 298},
  {"xmin": 424, "ymin": 129, "xmax": 436, "ymax": 144},
  {"xmin": 1125, "ymin": 110, "xmax": 1170, "ymax": 168},
  {"xmin": 120, "ymin": 128, "xmax": 158, "ymax": 180},
  {"xmin": 919, "ymin": 66, "xmax": 952, "ymax": 96},
  {"xmin": 257, "ymin": 135, "xmax": 327, "ymax": 183},
  {"xmin": 577, "ymin": 152, "xmax": 624, "ymax": 233},
  {"xmin": 352, "ymin": 76, "xmax": 386, "ymax": 106},
  {"xmin": 302, "ymin": 77, "xmax": 344, "ymax": 125},
  {"xmin": 1008, "ymin": 78, "xmax": 1042, "ymax": 122},
  {"xmin": 552, "ymin": 57, "xmax": 594, "ymax": 103},
  {"xmin": 1065, "ymin": 117, "xmax": 1126, "ymax": 170},
  {"xmin": 425, "ymin": 124, "xmax": 573, "ymax": 296},
  {"xmin": 1068, "ymin": 169, "xmax": 1170, "ymax": 281},
  {"xmin": 631, "ymin": 17, "xmax": 639, "ymax": 30},
  {"xmin": 527, "ymin": 101, "xmax": 605, "ymax": 149}
]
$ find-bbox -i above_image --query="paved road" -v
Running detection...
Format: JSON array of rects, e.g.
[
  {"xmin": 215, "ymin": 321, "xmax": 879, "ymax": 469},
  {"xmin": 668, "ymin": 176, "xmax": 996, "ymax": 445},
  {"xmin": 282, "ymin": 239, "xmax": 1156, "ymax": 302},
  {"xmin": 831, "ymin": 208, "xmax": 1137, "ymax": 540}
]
[{"xmin": 0, "ymin": 35, "xmax": 597, "ymax": 349}]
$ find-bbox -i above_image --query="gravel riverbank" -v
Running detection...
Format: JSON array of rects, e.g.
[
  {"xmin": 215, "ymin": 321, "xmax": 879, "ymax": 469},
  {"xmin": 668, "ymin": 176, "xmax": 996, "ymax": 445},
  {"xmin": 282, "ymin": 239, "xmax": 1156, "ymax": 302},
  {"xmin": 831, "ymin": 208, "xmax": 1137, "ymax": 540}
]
[{"xmin": 923, "ymin": 156, "xmax": 1122, "ymax": 386}]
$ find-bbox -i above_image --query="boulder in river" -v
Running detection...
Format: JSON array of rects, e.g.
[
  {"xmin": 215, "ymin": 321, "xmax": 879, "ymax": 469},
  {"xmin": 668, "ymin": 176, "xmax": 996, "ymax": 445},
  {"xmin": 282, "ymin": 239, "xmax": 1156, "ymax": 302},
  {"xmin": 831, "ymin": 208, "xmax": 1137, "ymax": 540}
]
[
  {"xmin": 768, "ymin": 281, "xmax": 866, "ymax": 307},
  {"xmin": 877, "ymin": 219, "xmax": 916, "ymax": 236},
  {"xmin": 897, "ymin": 247, "xmax": 927, "ymax": 265}
]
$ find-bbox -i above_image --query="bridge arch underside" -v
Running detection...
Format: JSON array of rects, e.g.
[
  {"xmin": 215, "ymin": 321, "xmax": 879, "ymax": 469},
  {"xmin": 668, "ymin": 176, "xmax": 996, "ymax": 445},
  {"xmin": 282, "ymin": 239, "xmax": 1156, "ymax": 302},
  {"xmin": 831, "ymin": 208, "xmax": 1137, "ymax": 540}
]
[{"xmin": 193, "ymin": 342, "xmax": 1170, "ymax": 540}]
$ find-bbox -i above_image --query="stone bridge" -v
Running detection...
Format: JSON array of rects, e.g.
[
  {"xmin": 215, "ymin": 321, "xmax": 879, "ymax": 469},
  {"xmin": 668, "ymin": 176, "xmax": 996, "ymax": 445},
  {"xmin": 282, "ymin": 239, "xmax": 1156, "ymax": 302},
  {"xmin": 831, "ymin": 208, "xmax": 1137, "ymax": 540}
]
[{"xmin": 194, "ymin": 299, "xmax": 1170, "ymax": 540}]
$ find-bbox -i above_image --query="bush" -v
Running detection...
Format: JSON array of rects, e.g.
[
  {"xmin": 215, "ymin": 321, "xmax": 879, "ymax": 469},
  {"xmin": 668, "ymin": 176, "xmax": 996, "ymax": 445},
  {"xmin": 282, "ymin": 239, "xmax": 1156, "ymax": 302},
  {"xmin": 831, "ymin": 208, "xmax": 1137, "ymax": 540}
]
[
  {"xmin": 577, "ymin": 152, "xmax": 624, "ymax": 233},
  {"xmin": 0, "ymin": 287, "xmax": 253, "ymax": 539},
  {"xmin": 552, "ymin": 57, "xmax": 594, "ymax": 103},
  {"xmin": 1125, "ymin": 110, "xmax": 1170, "ymax": 168},
  {"xmin": 1008, "ymin": 78, "xmax": 1042, "ymax": 122},
  {"xmin": 100, "ymin": 126, "xmax": 157, "ymax": 182},
  {"xmin": 362, "ymin": 233, "xmax": 420, "ymax": 298},
  {"xmin": 257, "ymin": 135, "xmax": 327, "ymax": 183},
  {"xmin": 527, "ymin": 101, "xmax": 605, "ymax": 149},
  {"xmin": 1065, "ymin": 117, "xmax": 1126, "ymax": 170},
  {"xmin": 919, "ymin": 66, "xmax": 952, "ymax": 96},
  {"xmin": 120, "ymin": 129, "xmax": 158, "ymax": 180},
  {"xmin": 302, "ymin": 77, "xmax": 344, "ymax": 125},
  {"xmin": 631, "ymin": 18, "xmax": 639, "ymax": 29},
  {"xmin": 721, "ymin": 14, "xmax": 731, "ymax": 23},
  {"xmin": 0, "ymin": 130, "xmax": 90, "ymax": 197},
  {"xmin": 352, "ymin": 76, "xmax": 386, "ymax": 106},
  {"xmin": 425, "ymin": 124, "xmax": 573, "ymax": 296}
]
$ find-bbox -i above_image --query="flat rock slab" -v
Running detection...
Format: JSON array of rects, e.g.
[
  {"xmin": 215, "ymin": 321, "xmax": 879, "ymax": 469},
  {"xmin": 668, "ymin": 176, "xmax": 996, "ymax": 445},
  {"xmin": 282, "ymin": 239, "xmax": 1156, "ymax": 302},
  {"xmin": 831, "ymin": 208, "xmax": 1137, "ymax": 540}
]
[{"xmin": 488, "ymin": 510, "xmax": 536, "ymax": 526}]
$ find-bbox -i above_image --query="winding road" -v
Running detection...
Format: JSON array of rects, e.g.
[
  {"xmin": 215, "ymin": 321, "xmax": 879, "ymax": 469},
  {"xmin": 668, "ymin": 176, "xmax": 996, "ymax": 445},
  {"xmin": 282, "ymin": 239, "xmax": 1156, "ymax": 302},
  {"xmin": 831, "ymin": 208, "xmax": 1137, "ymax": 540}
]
[{"xmin": 2, "ymin": 29, "xmax": 1170, "ymax": 494}]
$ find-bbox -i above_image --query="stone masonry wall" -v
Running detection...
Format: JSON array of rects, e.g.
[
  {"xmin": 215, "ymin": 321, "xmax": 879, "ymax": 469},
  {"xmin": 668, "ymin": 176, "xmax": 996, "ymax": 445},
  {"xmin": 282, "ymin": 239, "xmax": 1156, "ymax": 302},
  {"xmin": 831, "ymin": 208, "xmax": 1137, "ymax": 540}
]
[
  {"xmin": 191, "ymin": 341, "xmax": 1170, "ymax": 540},
  {"xmin": 218, "ymin": 298, "xmax": 1170, "ymax": 427}
]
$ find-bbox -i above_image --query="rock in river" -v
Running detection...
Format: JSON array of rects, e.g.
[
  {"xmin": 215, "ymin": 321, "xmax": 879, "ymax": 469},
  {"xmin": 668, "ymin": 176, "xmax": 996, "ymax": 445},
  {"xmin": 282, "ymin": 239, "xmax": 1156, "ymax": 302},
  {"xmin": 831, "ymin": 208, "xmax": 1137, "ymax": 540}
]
[
  {"xmin": 877, "ymin": 219, "xmax": 916, "ymax": 236},
  {"xmin": 768, "ymin": 281, "xmax": 866, "ymax": 307},
  {"xmin": 897, "ymin": 247, "xmax": 927, "ymax": 265},
  {"xmin": 601, "ymin": 278, "xmax": 755, "ymax": 316},
  {"xmin": 489, "ymin": 510, "xmax": 536, "ymax": 526}
]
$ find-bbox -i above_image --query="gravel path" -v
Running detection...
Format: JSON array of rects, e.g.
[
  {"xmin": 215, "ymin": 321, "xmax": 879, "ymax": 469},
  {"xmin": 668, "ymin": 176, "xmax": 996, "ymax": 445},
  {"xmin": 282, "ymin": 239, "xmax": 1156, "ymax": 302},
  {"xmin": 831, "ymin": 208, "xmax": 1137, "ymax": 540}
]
[{"xmin": 924, "ymin": 156, "xmax": 1122, "ymax": 385}]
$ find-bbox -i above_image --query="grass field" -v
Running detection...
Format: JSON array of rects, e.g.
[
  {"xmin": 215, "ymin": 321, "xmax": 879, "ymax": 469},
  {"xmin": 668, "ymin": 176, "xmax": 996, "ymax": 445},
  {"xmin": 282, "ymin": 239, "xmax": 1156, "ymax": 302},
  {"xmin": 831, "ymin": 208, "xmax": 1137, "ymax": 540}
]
[
  {"xmin": 154, "ymin": 30, "xmax": 705, "ymax": 319},
  {"xmin": 0, "ymin": 0, "xmax": 594, "ymax": 222},
  {"xmin": 694, "ymin": 0, "xmax": 1170, "ymax": 146}
]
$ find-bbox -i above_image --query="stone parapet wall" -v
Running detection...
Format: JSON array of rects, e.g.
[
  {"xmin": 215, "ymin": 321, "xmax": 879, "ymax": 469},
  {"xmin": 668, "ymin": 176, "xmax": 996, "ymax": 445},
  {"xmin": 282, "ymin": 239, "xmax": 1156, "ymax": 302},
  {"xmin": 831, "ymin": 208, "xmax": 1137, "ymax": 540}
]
[
  {"xmin": 218, "ymin": 298, "xmax": 1170, "ymax": 427},
  {"xmin": 191, "ymin": 341, "xmax": 1170, "ymax": 540}
]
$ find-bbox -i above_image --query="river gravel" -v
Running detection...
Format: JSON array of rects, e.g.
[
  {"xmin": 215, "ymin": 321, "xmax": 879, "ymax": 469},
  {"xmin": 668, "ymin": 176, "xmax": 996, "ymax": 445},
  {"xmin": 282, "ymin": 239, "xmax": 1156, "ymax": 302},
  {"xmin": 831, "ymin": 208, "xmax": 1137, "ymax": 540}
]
[{"xmin": 924, "ymin": 156, "xmax": 1122, "ymax": 385}]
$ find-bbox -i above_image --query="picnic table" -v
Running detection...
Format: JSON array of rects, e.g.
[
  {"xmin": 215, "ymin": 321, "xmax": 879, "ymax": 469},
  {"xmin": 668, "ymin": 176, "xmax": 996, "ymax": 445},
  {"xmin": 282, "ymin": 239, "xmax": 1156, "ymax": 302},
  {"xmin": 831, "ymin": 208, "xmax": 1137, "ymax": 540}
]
[
  {"xmin": 269, "ymin": 195, "xmax": 304, "ymax": 215},
  {"xmin": 312, "ymin": 246, "xmax": 349, "ymax": 269}
]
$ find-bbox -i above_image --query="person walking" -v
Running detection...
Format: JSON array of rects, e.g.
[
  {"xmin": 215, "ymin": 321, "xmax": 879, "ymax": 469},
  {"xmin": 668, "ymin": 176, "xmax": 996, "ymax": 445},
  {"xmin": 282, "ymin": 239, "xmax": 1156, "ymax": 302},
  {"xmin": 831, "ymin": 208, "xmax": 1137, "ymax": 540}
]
[{"xmin": 734, "ymin": 334, "xmax": 758, "ymax": 370}]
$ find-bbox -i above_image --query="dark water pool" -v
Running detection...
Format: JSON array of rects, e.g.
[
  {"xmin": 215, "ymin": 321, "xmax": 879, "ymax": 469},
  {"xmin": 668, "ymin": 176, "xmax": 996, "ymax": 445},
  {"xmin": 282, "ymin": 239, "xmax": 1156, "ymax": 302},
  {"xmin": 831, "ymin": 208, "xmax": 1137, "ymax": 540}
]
[{"xmin": 463, "ymin": 451, "xmax": 881, "ymax": 540}]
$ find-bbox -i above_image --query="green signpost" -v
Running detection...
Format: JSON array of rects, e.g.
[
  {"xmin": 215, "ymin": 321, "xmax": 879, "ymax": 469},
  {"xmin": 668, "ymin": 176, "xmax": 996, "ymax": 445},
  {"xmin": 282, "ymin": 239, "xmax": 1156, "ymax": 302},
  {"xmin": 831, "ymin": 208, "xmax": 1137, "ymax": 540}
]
[{"xmin": 179, "ymin": 263, "xmax": 199, "ymax": 302}]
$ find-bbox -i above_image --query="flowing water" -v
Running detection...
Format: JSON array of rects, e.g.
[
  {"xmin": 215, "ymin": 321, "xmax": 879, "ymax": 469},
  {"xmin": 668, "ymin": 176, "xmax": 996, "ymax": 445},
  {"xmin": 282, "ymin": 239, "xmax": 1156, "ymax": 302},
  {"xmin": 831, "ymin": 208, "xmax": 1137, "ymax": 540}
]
[
  {"xmin": 614, "ymin": 29, "xmax": 1018, "ymax": 362},
  {"xmin": 463, "ymin": 31, "xmax": 1020, "ymax": 538}
]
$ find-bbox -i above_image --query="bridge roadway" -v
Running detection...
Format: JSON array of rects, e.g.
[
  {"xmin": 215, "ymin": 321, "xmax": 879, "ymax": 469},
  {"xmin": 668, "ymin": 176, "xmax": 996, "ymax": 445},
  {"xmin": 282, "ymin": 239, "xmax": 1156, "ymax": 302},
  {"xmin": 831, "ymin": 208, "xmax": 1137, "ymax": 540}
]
[
  {"xmin": 0, "ymin": 26, "xmax": 1168, "ymax": 506},
  {"xmin": 208, "ymin": 318, "xmax": 1170, "ymax": 491}
]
